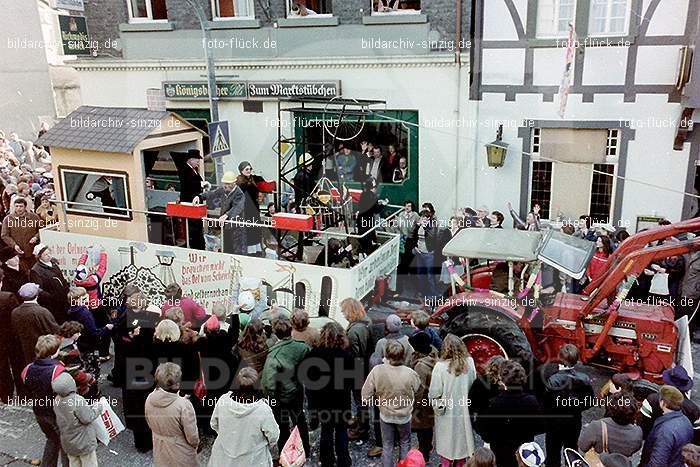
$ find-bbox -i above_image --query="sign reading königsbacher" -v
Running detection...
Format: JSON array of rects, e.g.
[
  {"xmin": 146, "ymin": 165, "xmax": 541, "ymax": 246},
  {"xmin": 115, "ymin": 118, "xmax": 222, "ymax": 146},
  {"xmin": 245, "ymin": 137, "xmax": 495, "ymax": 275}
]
[
  {"xmin": 58, "ymin": 15, "xmax": 90, "ymax": 55},
  {"xmin": 162, "ymin": 81, "xmax": 341, "ymax": 100}
]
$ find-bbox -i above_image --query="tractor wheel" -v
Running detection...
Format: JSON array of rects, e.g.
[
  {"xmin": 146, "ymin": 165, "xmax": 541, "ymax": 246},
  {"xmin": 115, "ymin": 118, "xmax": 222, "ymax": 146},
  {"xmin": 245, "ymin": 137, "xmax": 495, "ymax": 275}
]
[
  {"xmin": 631, "ymin": 379, "xmax": 659, "ymax": 403},
  {"xmin": 442, "ymin": 305, "xmax": 534, "ymax": 374}
]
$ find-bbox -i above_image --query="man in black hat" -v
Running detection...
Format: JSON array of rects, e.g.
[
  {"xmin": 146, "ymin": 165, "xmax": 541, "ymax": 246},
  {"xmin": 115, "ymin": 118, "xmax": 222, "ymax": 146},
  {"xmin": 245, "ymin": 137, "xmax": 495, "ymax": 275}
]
[
  {"xmin": 170, "ymin": 149, "xmax": 205, "ymax": 250},
  {"xmin": 639, "ymin": 365, "xmax": 700, "ymax": 441}
]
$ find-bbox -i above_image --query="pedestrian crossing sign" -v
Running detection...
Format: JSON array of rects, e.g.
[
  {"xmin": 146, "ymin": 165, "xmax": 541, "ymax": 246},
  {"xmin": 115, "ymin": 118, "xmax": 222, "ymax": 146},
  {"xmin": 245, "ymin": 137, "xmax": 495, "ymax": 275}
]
[{"xmin": 208, "ymin": 120, "xmax": 231, "ymax": 158}]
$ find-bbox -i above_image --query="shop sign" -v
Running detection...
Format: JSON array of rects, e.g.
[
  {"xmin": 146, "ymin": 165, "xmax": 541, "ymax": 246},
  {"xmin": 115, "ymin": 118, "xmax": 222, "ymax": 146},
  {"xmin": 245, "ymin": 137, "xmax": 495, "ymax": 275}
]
[
  {"xmin": 58, "ymin": 15, "xmax": 90, "ymax": 55},
  {"xmin": 53, "ymin": 0, "xmax": 84, "ymax": 11},
  {"xmin": 247, "ymin": 81, "xmax": 341, "ymax": 99},
  {"xmin": 162, "ymin": 81, "xmax": 247, "ymax": 100},
  {"xmin": 162, "ymin": 81, "xmax": 341, "ymax": 100}
]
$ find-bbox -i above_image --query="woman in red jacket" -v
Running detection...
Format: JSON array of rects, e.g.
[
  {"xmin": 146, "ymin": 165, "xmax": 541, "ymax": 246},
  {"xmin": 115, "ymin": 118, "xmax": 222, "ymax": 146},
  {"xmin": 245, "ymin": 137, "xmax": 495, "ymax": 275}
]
[{"xmin": 586, "ymin": 236, "xmax": 612, "ymax": 283}]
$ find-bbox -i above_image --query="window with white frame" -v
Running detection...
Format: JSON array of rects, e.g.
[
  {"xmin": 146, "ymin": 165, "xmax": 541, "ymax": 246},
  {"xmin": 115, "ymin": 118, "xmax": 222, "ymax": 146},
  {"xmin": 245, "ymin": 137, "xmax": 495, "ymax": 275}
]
[
  {"xmin": 372, "ymin": 0, "xmax": 421, "ymax": 14},
  {"xmin": 287, "ymin": 0, "xmax": 332, "ymax": 17},
  {"xmin": 536, "ymin": 0, "xmax": 576, "ymax": 38},
  {"xmin": 589, "ymin": 0, "xmax": 630, "ymax": 36},
  {"xmin": 127, "ymin": 0, "xmax": 167, "ymax": 21},
  {"xmin": 212, "ymin": 0, "xmax": 255, "ymax": 18}
]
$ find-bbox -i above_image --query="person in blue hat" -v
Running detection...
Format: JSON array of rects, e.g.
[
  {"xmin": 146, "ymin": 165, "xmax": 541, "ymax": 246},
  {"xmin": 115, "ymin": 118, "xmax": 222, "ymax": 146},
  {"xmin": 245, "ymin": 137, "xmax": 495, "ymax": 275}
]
[{"xmin": 639, "ymin": 365, "xmax": 700, "ymax": 441}]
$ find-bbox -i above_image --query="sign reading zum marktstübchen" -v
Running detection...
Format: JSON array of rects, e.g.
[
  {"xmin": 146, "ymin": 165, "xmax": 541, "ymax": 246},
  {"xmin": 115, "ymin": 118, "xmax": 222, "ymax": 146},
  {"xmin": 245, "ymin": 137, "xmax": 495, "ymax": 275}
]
[
  {"xmin": 58, "ymin": 15, "xmax": 90, "ymax": 55},
  {"xmin": 162, "ymin": 81, "xmax": 341, "ymax": 100}
]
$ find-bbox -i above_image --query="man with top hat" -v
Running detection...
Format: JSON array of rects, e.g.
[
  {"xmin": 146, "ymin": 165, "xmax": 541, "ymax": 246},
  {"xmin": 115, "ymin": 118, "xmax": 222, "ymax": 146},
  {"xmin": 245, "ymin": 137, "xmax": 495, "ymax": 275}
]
[
  {"xmin": 0, "ymin": 245, "xmax": 28, "ymax": 296},
  {"xmin": 30, "ymin": 243, "xmax": 69, "ymax": 324},
  {"xmin": 194, "ymin": 171, "xmax": 246, "ymax": 254},
  {"xmin": 1, "ymin": 197, "xmax": 41, "ymax": 271},
  {"xmin": 639, "ymin": 365, "xmax": 700, "ymax": 442},
  {"xmin": 170, "ymin": 148, "xmax": 206, "ymax": 249}
]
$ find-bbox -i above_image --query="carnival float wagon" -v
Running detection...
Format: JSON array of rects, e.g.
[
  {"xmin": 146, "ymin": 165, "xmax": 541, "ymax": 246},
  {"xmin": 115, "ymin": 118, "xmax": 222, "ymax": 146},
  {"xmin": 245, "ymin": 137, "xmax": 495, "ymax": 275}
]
[{"xmin": 36, "ymin": 105, "xmax": 401, "ymax": 327}]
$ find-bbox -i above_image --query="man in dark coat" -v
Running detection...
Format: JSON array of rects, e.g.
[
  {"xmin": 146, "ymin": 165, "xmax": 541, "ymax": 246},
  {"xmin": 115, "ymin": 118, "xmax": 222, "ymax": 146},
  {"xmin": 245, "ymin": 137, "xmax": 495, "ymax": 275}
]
[
  {"xmin": 11, "ymin": 282, "xmax": 59, "ymax": 368},
  {"xmin": 481, "ymin": 360, "xmax": 543, "ymax": 467},
  {"xmin": 196, "ymin": 171, "xmax": 246, "ymax": 254},
  {"xmin": 640, "ymin": 365, "xmax": 700, "ymax": 442},
  {"xmin": 30, "ymin": 244, "xmax": 69, "ymax": 324},
  {"xmin": 1, "ymin": 198, "xmax": 41, "ymax": 271},
  {"xmin": 0, "ymin": 268, "xmax": 21, "ymax": 402},
  {"xmin": 640, "ymin": 385, "xmax": 693, "ymax": 467},
  {"xmin": 0, "ymin": 246, "xmax": 28, "ymax": 296},
  {"xmin": 541, "ymin": 344, "xmax": 595, "ymax": 467},
  {"xmin": 356, "ymin": 177, "xmax": 386, "ymax": 254},
  {"xmin": 170, "ymin": 149, "xmax": 205, "ymax": 250}
]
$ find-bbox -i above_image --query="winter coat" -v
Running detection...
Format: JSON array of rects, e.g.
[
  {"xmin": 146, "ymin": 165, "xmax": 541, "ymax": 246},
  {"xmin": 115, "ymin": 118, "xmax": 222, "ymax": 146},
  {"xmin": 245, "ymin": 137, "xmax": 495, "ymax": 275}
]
[
  {"xmin": 58, "ymin": 337, "xmax": 94, "ymax": 396},
  {"xmin": 72, "ymin": 251, "xmax": 107, "ymax": 309},
  {"xmin": 161, "ymin": 297, "xmax": 207, "ymax": 328},
  {"xmin": 682, "ymin": 251, "xmax": 700, "ymax": 299},
  {"xmin": 11, "ymin": 301, "xmax": 59, "ymax": 366},
  {"xmin": 171, "ymin": 152, "xmax": 203, "ymax": 203},
  {"xmin": 640, "ymin": 410, "xmax": 693, "ymax": 467},
  {"xmin": 429, "ymin": 358, "xmax": 477, "ymax": 460},
  {"xmin": 209, "ymin": 393, "xmax": 279, "ymax": 467},
  {"xmin": 542, "ymin": 366, "xmax": 595, "ymax": 420},
  {"xmin": 150, "ymin": 339, "xmax": 200, "ymax": 395},
  {"xmin": 237, "ymin": 176, "xmax": 262, "ymax": 248},
  {"xmin": 52, "ymin": 372, "xmax": 100, "ymax": 456},
  {"xmin": 0, "ymin": 211, "xmax": 40, "ymax": 260},
  {"xmin": 145, "ymin": 388, "xmax": 200, "ymax": 467},
  {"xmin": 578, "ymin": 418, "xmax": 643, "ymax": 457},
  {"xmin": 362, "ymin": 362, "xmax": 420, "ymax": 423},
  {"xmin": 206, "ymin": 185, "xmax": 246, "ymax": 255},
  {"xmin": 21, "ymin": 358, "xmax": 65, "ymax": 418},
  {"xmin": 410, "ymin": 348, "xmax": 437, "ymax": 430},
  {"xmin": 305, "ymin": 346, "xmax": 354, "ymax": 424},
  {"xmin": 346, "ymin": 317, "xmax": 372, "ymax": 361},
  {"xmin": 480, "ymin": 388, "xmax": 543, "ymax": 467},
  {"xmin": 67, "ymin": 305, "xmax": 111, "ymax": 354},
  {"xmin": 122, "ymin": 325, "xmax": 156, "ymax": 434},
  {"xmin": 0, "ymin": 291, "xmax": 20, "ymax": 401},
  {"xmin": 261, "ymin": 338, "xmax": 309, "ymax": 404},
  {"xmin": 640, "ymin": 392, "xmax": 700, "ymax": 439},
  {"xmin": 1, "ymin": 264, "xmax": 28, "ymax": 296},
  {"xmin": 31, "ymin": 259, "xmax": 69, "ymax": 324},
  {"xmin": 371, "ymin": 334, "xmax": 414, "ymax": 367},
  {"xmin": 236, "ymin": 346, "xmax": 269, "ymax": 376},
  {"xmin": 196, "ymin": 319, "xmax": 240, "ymax": 406}
]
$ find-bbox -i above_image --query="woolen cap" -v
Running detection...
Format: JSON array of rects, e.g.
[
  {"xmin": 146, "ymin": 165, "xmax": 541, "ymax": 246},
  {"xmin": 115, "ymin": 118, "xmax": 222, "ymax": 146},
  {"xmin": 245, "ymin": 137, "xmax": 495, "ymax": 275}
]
[
  {"xmin": 18, "ymin": 282, "xmax": 40, "ymax": 300},
  {"xmin": 408, "ymin": 331, "xmax": 432, "ymax": 355},
  {"xmin": 386, "ymin": 314, "xmax": 402, "ymax": 333},
  {"xmin": 205, "ymin": 315, "xmax": 220, "ymax": 331},
  {"xmin": 33, "ymin": 243, "xmax": 49, "ymax": 258}
]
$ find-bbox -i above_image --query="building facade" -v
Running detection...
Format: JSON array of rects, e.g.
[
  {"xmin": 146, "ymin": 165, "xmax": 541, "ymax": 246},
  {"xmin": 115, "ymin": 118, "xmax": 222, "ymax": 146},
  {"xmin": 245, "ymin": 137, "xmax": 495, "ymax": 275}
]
[
  {"xmin": 66, "ymin": 0, "xmax": 700, "ymax": 227},
  {"xmin": 470, "ymin": 0, "xmax": 700, "ymax": 229}
]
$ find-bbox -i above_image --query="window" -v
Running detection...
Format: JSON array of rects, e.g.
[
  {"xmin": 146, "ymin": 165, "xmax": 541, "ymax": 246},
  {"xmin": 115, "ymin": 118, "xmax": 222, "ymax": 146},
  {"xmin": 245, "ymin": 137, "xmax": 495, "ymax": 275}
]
[
  {"xmin": 589, "ymin": 0, "xmax": 630, "ymax": 36},
  {"xmin": 127, "ymin": 0, "xmax": 167, "ymax": 21},
  {"xmin": 536, "ymin": 0, "xmax": 576, "ymax": 38},
  {"xmin": 531, "ymin": 127, "xmax": 541, "ymax": 155},
  {"xmin": 372, "ymin": 0, "xmax": 421, "ymax": 14},
  {"xmin": 294, "ymin": 281, "xmax": 306, "ymax": 308},
  {"xmin": 60, "ymin": 168, "xmax": 132, "ymax": 220},
  {"xmin": 319, "ymin": 276, "xmax": 333, "ymax": 317},
  {"xmin": 589, "ymin": 163, "xmax": 615, "ymax": 223},
  {"xmin": 287, "ymin": 0, "xmax": 332, "ymax": 17},
  {"xmin": 605, "ymin": 129, "xmax": 619, "ymax": 157},
  {"xmin": 530, "ymin": 161, "xmax": 553, "ymax": 219},
  {"xmin": 211, "ymin": 0, "xmax": 254, "ymax": 18}
]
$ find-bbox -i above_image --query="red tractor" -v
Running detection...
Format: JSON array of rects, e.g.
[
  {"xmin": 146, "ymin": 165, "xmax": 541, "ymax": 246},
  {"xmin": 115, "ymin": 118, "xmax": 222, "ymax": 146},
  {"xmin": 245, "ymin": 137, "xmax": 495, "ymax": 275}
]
[{"xmin": 432, "ymin": 219, "xmax": 699, "ymax": 388}]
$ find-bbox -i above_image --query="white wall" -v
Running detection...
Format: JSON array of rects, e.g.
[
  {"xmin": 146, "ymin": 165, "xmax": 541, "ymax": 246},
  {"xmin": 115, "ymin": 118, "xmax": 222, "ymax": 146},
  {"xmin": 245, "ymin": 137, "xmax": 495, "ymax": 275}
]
[{"xmin": 76, "ymin": 60, "xmax": 468, "ymax": 220}]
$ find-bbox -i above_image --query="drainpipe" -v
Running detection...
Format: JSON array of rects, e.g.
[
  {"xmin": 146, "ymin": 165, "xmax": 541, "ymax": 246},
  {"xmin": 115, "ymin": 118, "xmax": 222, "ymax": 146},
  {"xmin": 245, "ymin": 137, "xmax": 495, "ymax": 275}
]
[{"xmin": 454, "ymin": 0, "xmax": 463, "ymax": 213}]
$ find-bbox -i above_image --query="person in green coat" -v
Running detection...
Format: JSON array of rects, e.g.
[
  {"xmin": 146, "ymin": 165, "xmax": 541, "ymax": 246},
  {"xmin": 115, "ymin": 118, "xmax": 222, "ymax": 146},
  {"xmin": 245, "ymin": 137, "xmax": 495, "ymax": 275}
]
[{"xmin": 261, "ymin": 315, "xmax": 310, "ymax": 458}]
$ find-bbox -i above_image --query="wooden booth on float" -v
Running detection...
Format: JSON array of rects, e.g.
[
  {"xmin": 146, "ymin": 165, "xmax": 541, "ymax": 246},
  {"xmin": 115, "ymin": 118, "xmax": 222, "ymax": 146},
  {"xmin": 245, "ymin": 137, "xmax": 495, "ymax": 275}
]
[{"xmin": 37, "ymin": 106, "xmax": 206, "ymax": 243}]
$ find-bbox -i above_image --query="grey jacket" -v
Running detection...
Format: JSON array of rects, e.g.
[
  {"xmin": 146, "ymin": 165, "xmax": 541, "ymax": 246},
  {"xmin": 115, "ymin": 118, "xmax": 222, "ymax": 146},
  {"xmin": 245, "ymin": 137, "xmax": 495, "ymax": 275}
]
[
  {"xmin": 682, "ymin": 251, "xmax": 700, "ymax": 299},
  {"xmin": 577, "ymin": 417, "xmax": 643, "ymax": 457},
  {"xmin": 52, "ymin": 372, "xmax": 100, "ymax": 456},
  {"xmin": 347, "ymin": 317, "xmax": 372, "ymax": 360}
]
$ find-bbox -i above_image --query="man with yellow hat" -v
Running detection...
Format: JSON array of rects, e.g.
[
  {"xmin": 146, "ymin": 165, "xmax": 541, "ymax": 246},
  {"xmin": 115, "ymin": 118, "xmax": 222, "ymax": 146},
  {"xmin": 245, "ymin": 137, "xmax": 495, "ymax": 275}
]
[{"xmin": 195, "ymin": 171, "xmax": 246, "ymax": 254}]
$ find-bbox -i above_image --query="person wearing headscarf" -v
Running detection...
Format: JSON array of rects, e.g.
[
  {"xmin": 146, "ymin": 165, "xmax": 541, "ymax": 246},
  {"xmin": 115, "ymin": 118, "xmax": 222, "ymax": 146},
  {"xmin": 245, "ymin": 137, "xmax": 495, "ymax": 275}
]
[{"xmin": 236, "ymin": 161, "xmax": 263, "ymax": 256}]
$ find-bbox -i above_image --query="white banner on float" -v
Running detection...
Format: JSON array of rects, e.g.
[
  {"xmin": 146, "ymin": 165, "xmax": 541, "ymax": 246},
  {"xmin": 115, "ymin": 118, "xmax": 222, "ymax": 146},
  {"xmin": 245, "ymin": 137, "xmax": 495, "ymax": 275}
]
[{"xmin": 40, "ymin": 229, "xmax": 359, "ymax": 323}]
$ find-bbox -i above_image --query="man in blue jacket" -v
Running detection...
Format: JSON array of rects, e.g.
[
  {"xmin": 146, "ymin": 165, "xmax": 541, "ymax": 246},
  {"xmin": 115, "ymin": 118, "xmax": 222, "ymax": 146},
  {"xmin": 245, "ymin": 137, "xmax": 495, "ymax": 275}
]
[{"xmin": 641, "ymin": 385, "xmax": 693, "ymax": 467}]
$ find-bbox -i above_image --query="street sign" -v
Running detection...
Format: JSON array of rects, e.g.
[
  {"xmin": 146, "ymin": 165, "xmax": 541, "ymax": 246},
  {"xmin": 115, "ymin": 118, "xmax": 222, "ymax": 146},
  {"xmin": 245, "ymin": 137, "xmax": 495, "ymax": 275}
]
[
  {"xmin": 208, "ymin": 121, "xmax": 231, "ymax": 158},
  {"xmin": 58, "ymin": 15, "xmax": 91, "ymax": 55},
  {"xmin": 53, "ymin": 0, "xmax": 84, "ymax": 11}
]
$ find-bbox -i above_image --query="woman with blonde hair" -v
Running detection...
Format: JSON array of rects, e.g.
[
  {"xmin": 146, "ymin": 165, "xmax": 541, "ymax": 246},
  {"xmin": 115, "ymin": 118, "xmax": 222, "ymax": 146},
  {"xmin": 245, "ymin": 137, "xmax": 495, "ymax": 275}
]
[
  {"xmin": 340, "ymin": 297, "xmax": 375, "ymax": 445},
  {"xmin": 429, "ymin": 334, "xmax": 477, "ymax": 466}
]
